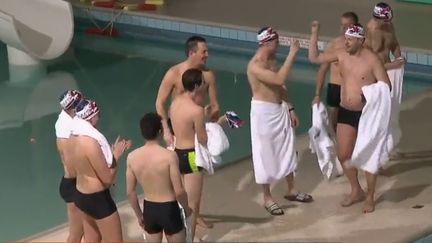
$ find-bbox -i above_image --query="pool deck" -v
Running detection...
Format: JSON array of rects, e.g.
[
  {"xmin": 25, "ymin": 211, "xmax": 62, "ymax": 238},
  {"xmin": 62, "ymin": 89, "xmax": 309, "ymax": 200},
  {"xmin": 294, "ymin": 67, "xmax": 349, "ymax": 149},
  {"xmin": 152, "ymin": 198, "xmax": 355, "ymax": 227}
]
[
  {"xmin": 25, "ymin": 88, "xmax": 432, "ymax": 242},
  {"xmin": 71, "ymin": 0, "xmax": 432, "ymax": 51},
  {"xmin": 157, "ymin": 0, "xmax": 432, "ymax": 51}
]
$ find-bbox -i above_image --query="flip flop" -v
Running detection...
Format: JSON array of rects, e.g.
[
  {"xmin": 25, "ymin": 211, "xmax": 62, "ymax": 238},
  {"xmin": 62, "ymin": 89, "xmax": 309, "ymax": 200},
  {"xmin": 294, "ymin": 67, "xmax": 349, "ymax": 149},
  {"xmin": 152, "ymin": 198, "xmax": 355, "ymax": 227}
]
[
  {"xmin": 264, "ymin": 203, "xmax": 284, "ymax": 216},
  {"xmin": 284, "ymin": 192, "xmax": 313, "ymax": 203}
]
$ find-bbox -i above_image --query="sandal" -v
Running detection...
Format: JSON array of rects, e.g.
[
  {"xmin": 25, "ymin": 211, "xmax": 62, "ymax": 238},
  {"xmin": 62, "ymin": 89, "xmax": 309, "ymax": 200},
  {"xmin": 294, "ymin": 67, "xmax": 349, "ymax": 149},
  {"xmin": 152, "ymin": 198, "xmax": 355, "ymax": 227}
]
[
  {"xmin": 284, "ymin": 192, "xmax": 313, "ymax": 203},
  {"xmin": 264, "ymin": 203, "xmax": 284, "ymax": 216}
]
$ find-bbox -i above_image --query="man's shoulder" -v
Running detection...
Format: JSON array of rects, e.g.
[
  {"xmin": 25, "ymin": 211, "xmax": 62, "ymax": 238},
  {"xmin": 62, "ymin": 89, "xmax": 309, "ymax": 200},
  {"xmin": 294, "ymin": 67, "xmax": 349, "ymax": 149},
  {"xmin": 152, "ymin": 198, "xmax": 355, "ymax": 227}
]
[
  {"xmin": 247, "ymin": 56, "xmax": 263, "ymax": 70},
  {"xmin": 362, "ymin": 48, "xmax": 381, "ymax": 62},
  {"xmin": 166, "ymin": 63, "xmax": 184, "ymax": 75},
  {"xmin": 366, "ymin": 21, "xmax": 380, "ymax": 33}
]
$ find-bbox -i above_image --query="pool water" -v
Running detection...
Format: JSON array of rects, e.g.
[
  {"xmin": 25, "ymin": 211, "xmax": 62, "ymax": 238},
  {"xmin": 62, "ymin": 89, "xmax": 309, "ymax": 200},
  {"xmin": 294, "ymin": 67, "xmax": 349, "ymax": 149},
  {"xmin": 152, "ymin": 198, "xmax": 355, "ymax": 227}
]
[{"xmin": 0, "ymin": 32, "xmax": 431, "ymax": 241}]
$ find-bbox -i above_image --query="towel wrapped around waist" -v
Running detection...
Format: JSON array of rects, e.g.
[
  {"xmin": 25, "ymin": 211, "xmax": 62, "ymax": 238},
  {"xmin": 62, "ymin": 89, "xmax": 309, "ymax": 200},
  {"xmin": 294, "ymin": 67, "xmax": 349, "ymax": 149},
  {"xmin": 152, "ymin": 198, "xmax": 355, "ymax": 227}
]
[{"xmin": 250, "ymin": 99, "xmax": 297, "ymax": 184}]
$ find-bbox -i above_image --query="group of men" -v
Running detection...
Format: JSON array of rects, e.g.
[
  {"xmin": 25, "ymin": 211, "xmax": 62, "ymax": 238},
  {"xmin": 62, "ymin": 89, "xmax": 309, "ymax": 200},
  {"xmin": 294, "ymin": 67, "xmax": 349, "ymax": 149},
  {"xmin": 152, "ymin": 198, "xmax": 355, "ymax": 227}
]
[{"xmin": 54, "ymin": 1, "xmax": 404, "ymax": 242}]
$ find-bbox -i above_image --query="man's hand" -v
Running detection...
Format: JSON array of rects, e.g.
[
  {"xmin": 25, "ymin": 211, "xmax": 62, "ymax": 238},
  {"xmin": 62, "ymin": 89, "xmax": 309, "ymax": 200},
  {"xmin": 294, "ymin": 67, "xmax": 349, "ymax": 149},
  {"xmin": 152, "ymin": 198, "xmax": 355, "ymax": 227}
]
[
  {"xmin": 112, "ymin": 136, "xmax": 129, "ymax": 161},
  {"xmin": 184, "ymin": 206, "xmax": 193, "ymax": 218},
  {"xmin": 289, "ymin": 110, "xmax": 299, "ymax": 128},
  {"xmin": 393, "ymin": 57, "xmax": 406, "ymax": 68},
  {"xmin": 311, "ymin": 20, "xmax": 320, "ymax": 34},
  {"xmin": 289, "ymin": 39, "xmax": 300, "ymax": 55},
  {"xmin": 312, "ymin": 95, "xmax": 320, "ymax": 106},
  {"xmin": 163, "ymin": 130, "xmax": 174, "ymax": 148},
  {"xmin": 138, "ymin": 215, "xmax": 144, "ymax": 229}
]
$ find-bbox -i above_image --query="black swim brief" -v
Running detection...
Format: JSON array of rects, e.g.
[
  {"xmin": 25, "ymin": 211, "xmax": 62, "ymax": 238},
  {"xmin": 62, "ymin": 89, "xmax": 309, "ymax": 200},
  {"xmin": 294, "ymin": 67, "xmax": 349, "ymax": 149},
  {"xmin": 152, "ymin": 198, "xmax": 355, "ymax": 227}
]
[
  {"xmin": 337, "ymin": 106, "xmax": 362, "ymax": 129},
  {"xmin": 59, "ymin": 177, "xmax": 77, "ymax": 203},
  {"xmin": 143, "ymin": 200, "xmax": 184, "ymax": 235},
  {"xmin": 74, "ymin": 188, "xmax": 117, "ymax": 219},
  {"xmin": 326, "ymin": 83, "xmax": 341, "ymax": 108},
  {"xmin": 175, "ymin": 148, "xmax": 202, "ymax": 174}
]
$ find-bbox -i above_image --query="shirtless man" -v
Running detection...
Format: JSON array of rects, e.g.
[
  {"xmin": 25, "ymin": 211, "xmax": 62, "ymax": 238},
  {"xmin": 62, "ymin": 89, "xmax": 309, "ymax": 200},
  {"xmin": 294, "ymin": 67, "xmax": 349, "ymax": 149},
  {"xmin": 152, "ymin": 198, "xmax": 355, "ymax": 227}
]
[
  {"xmin": 126, "ymin": 112, "xmax": 192, "ymax": 242},
  {"xmin": 156, "ymin": 36, "xmax": 219, "ymax": 229},
  {"xmin": 312, "ymin": 12, "xmax": 359, "ymax": 131},
  {"xmin": 169, "ymin": 68, "xmax": 207, "ymax": 240},
  {"xmin": 365, "ymin": 2, "xmax": 405, "ymax": 70},
  {"xmin": 55, "ymin": 90, "xmax": 85, "ymax": 242},
  {"xmin": 247, "ymin": 27, "xmax": 313, "ymax": 216},
  {"xmin": 309, "ymin": 21, "xmax": 391, "ymax": 213},
  {"xmin": 70, "ymin": 99, "xmax": 130, "ymax": 241},
  {"xmin": 156, "ymin": 35, "xmax": 220, "ymax": 148},
  {"xmin": 365, "ymin": 2, "xmax": 405, "ymax": 160}
]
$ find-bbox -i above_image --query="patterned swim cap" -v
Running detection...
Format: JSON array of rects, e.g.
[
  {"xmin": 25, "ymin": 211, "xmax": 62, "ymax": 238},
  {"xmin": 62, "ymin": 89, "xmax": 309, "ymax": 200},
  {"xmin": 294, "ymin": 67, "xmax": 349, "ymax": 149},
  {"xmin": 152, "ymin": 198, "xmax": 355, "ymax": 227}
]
[
  {"xmin": 373, "ymin": 2, "xmax": 393, "ymax": 21},
  {"xmin": 75, "ymin": 99, "xmax": 100, "ymax": 121},
  {"xmin": 59, "ymin": 90, "xmax": 82, "ymax": 110},
  {"xmin": 257, "ymin": 27, "xmax": 279, "ymax": 45},
  {"xmin": 345, "ymin": 24, "xmax": 365, "ymax": 38}
]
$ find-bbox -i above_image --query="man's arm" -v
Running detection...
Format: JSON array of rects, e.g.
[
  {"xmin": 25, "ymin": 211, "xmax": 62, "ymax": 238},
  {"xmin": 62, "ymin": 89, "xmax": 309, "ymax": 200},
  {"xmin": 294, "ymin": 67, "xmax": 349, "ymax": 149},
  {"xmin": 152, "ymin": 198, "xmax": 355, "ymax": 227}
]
[
  {"xmin": 373, "ymin": 57, "xmax": 392, "ymax": 90},
  {"xmin": 390, "ymin": 23, "xmax": 402, "ymax": 58},
  {"xmin": 308, "ymin": 21, "xmax": 339, "ymax": 64},
  {"xmin": 365, "ymin": 27, "xmax": 382, "ymax": 53},
  {"xmin": 249, "ymin": 39, "xmax": 300, "ymax": 86},
  {"xmin": 126, "ymin": 156, "xmax": 143, "ymax": 225},
  {"xmin": 169, "ymin": 153, "xmax": 191, "ymax": 216},
  {"xmin": 204, "ymin": 70, "xmax": 220, "ymax": 122},
  {"xmin": 85, "ymin": 138, "xmax": 117, "ymax": 185},
  {"xmin": 314, "ymin": 63, "xmax": 329, "ymax": 99},
  {"xmin": 155, "ymin": 70, "xmax": 174, "ymax": 142},
  {"xmin": 279, "ymin": 85, "xmax": 299, "ymax": 127},
  {"xmin": 194, "ymin": 107, "xmax": 208, "ymax": 146}
]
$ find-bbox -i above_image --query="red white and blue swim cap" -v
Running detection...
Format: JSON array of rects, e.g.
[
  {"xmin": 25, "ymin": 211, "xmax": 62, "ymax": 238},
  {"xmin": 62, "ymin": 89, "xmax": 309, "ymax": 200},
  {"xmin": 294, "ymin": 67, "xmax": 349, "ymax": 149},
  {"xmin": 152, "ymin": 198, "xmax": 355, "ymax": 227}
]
[
  {"xmin": 257, "ymin": 27, "xmax": 279, "ymax": 45},
  {"xmin": 345, "ymin": 24, "xmax": 365, "ymax": 38},
  {"xmin": 75, "ymin": 99, "xmax": 100, "ymax": 121},
  {"xmin": 59, "ymin": 90, "xmax": 82, "ymax": 110},
  {"xmin": 373, "ymin": 2, "xmax": 393, "ymax": 21}
]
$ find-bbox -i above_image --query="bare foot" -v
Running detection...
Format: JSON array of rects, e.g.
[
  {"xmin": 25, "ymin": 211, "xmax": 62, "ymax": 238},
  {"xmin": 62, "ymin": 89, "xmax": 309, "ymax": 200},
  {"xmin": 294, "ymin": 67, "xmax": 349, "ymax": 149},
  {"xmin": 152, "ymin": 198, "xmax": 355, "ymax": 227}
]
[
  {"xmin": 363, "ymin": 199, "xmax": 375, "ymax": 213},
  {"xmin": 340, "ymin": 192, "xmax": 365, "ymax": 207},
  {"xmin": 197, "ymin": 216, "xmax": 213, "ymax": 229}
]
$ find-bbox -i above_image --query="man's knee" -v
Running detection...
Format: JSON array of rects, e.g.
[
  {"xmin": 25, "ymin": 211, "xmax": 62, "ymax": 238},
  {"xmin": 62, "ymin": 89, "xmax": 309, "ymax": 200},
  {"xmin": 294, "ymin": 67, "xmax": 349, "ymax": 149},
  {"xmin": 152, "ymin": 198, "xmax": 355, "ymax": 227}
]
[{"xmin": 337, "ymin": 151, "xmax": 352, "ymax": 164}]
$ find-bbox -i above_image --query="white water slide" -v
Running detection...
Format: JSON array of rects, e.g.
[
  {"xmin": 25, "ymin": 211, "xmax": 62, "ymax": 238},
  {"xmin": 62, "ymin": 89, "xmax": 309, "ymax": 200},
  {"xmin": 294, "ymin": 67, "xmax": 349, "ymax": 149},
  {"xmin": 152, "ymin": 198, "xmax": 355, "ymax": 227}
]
[{"xmin": 0, "ymin": 0, "xmax": 73, "ymax": 65}]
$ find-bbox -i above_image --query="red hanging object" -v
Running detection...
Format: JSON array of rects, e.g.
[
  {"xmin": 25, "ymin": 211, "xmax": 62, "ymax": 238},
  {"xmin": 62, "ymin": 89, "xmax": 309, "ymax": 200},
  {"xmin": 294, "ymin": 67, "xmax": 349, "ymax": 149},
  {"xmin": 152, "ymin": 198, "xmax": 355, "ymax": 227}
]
[{"xmin": 85, "ymin": 27, "xmax": 119, "ymax": 36}]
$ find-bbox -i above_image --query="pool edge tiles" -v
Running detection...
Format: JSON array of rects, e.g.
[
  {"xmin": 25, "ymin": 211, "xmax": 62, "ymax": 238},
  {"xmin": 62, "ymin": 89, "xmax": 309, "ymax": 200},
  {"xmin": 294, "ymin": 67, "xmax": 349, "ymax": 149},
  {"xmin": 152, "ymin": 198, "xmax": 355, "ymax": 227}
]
[{"xmin": 71, "ymin": 3, "xmax": 432, "ymax": 67}]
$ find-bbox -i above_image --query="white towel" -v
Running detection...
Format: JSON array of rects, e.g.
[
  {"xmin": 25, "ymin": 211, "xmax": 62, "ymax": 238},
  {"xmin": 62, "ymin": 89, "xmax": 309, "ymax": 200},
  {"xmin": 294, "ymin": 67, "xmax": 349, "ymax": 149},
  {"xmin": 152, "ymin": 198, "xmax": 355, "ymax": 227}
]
[
  {"xmin": 71, "ymin": 117, "xmax": 113, "ymax": 167},
  {"xmin": 308, "ymin": 102, "xmax": 342, "ymax": 179},
  {"xmin": 195, "ymin": 122, "xmax": 230, "ymax": 174},
  {"xmin": 387, "ymin": 66, "xmax": 404, "ymax": 152},
  {"xmin": 349, "ymin": 81, "xmax": 391, "ymax": 174},
  {"xmin": 178, "ymin": 203, "xmax": 192, "ymax": 243},
  {"xmin": 250, "ymin": 100, "xmax": 297, "ymax": 184},
  {"xmin": 55, "ymin": 110, "xmax": 73, "ymax": 139}
]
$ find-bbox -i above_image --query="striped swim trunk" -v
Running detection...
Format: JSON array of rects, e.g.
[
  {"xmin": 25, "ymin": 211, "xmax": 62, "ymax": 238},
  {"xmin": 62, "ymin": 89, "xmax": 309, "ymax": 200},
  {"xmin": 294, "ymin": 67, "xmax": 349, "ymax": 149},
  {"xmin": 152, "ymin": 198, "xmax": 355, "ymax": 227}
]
[{"xmin": 174, "ymin": 148, "xmax": 203, "ymax": 174}]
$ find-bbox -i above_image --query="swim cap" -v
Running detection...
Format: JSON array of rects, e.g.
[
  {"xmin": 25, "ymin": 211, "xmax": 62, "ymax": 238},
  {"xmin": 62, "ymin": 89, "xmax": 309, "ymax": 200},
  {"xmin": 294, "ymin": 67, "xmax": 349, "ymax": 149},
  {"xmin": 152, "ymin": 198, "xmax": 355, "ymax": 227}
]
[
  {"xmin": 257, "ymin": 27, "xmax": 279, "ymax": 45},
  {"xmin": 373, "ymin": 2, "xmax": 393, "ymax": 21},
  {"xmin": 59, "ymin": 90, "xmax": 82, "ymax": 110},
  {"xmin": 75, "ymin": 99, "xmax": 100, "ymax": 121},
  {"xmin": 345, "ymin": 24, "xmax": 365, "ymax": 38}
]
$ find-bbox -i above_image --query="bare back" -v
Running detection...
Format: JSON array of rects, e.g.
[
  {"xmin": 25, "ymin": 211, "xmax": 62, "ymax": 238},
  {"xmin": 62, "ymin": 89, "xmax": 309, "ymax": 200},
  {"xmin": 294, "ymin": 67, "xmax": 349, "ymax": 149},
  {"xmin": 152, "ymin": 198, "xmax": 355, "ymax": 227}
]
[
  {"xmin": 57, "ymin": 138, "xmax": 77, "ymax": 178},
  {"xmin": 366, "ymin": 20, "xmax": 398, "ymax": 63},
  {"xmin": 170, "ymin": 95, "xmax": 203, "ymax": 149},
  {"xmin": 338, "ymin": 48, "xmax": 384, "ymax": 110},
  {"xmin": 70, "ymin": 135, "xmax": 107, "ymax": 193},
  {"xmin": 128, "ymin": 145, "xmax": 177, "ymax": 202},
  {"xmin": 247, "ymin": 56, "xmax": 283, "ymax": 103}
]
